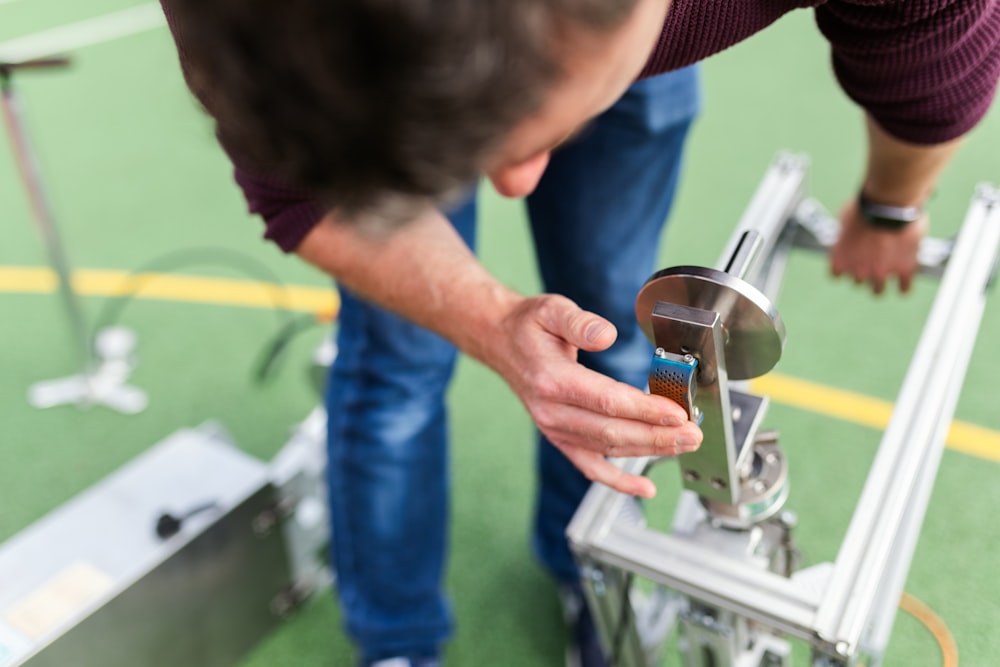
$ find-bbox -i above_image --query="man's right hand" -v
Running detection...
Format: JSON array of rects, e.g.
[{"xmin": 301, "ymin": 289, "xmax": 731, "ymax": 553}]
[
  {"xmin": 489, "ymin": 293, "xmax": 704, "ymax": 499},
  {"xmin": 298, "ymin": 210, "xmax": 701, "ymax": 499}
]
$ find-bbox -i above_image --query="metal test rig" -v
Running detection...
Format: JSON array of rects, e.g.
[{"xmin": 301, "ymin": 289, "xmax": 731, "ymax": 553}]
[{"xmin": 568, "ymin": 154, "xmax": 1000, "ymax": 667}]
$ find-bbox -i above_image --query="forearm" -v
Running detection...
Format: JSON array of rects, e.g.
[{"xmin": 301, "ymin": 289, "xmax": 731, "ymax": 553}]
[
  {"xmin": 861, "ymin": 116, "xmax": 962, "ymax": 208},
  {"xmin": 295, "ymin": 205, "xmax": 702, "ymax": 498},
  {"xmin": 831, "ymin": 117, "xmax": 963, "ymax": 294},
  {"xmin": 296, "ymin": 206, "xmax": 521, "ymax": 372}
]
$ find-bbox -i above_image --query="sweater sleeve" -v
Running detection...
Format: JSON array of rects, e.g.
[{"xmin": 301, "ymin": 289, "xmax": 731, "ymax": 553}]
[
  {"xmin": 815, "ymin": 0, "xmax": 1000, "ymax": 144},
  {"xmin": 232, "ymin": 167, "xmax": 328, "ymax": 253}
]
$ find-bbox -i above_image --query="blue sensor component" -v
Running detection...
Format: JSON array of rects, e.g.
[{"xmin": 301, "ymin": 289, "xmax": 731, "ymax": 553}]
[{"xmin": 648, "ymin": 350, "xmax": 703, "ymax": 425}]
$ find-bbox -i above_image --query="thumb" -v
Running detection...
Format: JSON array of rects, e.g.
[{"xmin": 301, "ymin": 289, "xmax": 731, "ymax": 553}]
[{"xmin": 561, "ymin": 309, "xmax": 618, "ymax": 352}]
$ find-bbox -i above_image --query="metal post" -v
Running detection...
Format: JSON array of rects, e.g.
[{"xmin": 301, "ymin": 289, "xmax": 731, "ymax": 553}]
[
  {"xmin": 1, "ymin": 61, "xmax": 94, "ymax": 377},
  {"xmin": 0, "ymin": 59, "xmax": 147, "ymax": 413}
]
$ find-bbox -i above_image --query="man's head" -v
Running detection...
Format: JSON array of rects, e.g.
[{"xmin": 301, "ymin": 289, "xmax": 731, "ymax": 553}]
[{"xmin": 171, "ymin": 0, "xmax": 669, "ymax": 229}]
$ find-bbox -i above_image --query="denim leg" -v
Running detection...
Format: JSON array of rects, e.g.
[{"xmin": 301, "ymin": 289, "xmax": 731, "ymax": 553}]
[
  {"xmin": 526, "ymin": 66, "xmax": 701, "ymax": 583},
  {"xmin": 326, "ymin": 197, "xmax": 477, "ymax": 660}
]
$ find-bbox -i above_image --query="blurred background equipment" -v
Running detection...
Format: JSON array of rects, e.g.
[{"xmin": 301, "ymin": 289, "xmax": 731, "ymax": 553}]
[{"xmin": 0, "ymin": 409, "xmax": 331, "ymax": 667}]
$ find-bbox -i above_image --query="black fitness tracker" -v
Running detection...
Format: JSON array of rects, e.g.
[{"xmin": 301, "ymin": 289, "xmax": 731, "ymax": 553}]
[{"xmin": 857, "ymin": 192, "xmax": 924, "ymax": 230}]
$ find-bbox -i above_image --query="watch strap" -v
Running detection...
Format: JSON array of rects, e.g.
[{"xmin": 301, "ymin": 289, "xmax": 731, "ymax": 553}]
[{"xmin": 858, "ymin": 192, "xmax": 924, "ymax": 230}]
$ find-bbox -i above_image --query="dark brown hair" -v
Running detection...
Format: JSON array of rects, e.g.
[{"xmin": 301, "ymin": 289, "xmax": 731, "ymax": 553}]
[{"xmin": 166, "ymin": 0, "xmax": 638, "ymax": 228}]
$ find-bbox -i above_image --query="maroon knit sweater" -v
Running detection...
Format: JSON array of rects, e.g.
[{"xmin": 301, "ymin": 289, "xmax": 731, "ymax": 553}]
[{"xmin": 166, "ymin": 0, "xmax": 1000, "ymax": 253}]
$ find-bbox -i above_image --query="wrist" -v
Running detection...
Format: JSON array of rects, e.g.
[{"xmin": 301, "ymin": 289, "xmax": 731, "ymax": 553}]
[
  {"xmin": 458, "ymin": 282, "xmax": 524, "ymax": 370},
  {"xmin": 857, "ymin": 190, "xmax": 925, "ymax": 231}
]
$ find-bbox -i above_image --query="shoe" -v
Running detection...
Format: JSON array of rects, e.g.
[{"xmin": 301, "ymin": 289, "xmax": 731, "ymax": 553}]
[
  {"xmin": 559, "ymin": 582, "xmax": 608, "ymax": 667},
  {"xmin": 361, "ymin": 657, "xmax": 441, "ymax": 667}
]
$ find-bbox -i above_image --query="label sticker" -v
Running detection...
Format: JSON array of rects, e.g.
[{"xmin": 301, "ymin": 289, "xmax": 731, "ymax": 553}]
[{"xmin": 3, "ymin": 562, "xmax": 114, "ymax": 641}]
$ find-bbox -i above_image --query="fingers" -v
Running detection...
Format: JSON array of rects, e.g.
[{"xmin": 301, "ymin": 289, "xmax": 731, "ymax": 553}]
[
  {"xmin": 867, "ymin": 252, "xmax": 896, "ymax": 295},
  {"xmin": 519, "ymin": 322, "xmax": 700, "ymax": 456},
  {"xmin": 833, "ymin": 247, "xmax": 914, "ymax": 295},
  {"xmin": 830, "ymin": 244, "xmax": 847, "ymax": 279},
  {"xmin": 871, "ymin": 268, "xmax": 887, "ymax": 295},
  {"xmin": 559, "ymin": 372, "xmax": 690, "ymax": 426},
  {"xmin": 538, "ymin": 402, "xmax": 703, "ymax": 459},
  {"xmin": 897, "ymin": 251, "xmax": 919, "ymax": 293},
  {"xmin": 540, "ymin": 296, "xmax": 618, "ymax": 353},
  {"xmin": 843, "ymin": 264, "xmax": 909, "ymax": 295},
  {"xmin": 834, "ymin": 244, "xmax": 899, "ymax": 295},
  {"xmin": 557, "ymin": 444, "xmax": 659, "ymax": 498},
  {"xmin": 505, "ymin": 293, "xmax": 704, "ymax": 498},
  {"xmin": 830, "ymin": 201, "xmax": 924, "ymax": 296}
]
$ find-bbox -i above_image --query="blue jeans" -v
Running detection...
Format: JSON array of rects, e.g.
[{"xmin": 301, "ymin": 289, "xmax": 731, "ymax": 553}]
[{"xmin": 325, "ymin": 67, "xmax": 700, "ymax": 662}]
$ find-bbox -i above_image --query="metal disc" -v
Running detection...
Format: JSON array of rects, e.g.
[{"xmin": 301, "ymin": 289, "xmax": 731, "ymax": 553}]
[{"xmin": 634, "ymin": 266, "xmax": 785, "ymax": 380}]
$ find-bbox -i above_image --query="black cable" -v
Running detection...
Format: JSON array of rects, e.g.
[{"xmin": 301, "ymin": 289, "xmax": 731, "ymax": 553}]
[
  {"xmin": 90, "ymin": 245, "xmax": 310, "ymax": 379},
  {"xmin": 93, "ymin": 245, "xmax": 294, "ymax": 336},
  {"xmin": 253, "ymin": 311, "xmax": 328, "ymax": 382},
  {"xmin": 155, "ymin": 501, "xmax": 220, "ymax": 539}
]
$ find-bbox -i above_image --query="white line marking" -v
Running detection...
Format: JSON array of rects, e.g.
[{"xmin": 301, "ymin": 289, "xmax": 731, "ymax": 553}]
[{"xmin": 0, "ymin": 4, "xmax": 165, "ymax": 63}]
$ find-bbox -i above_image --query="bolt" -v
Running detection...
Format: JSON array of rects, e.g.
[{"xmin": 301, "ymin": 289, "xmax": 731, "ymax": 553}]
[
  {"xmin": 252, "ymin": 511, "xmax": 277, "ymax": 537},
  {"xmin": 270, "ymin": 590, "xmax": 298, "ymax": 618},
  {"xmin": 756, "ymin": 429, "xmax": 780, "ymax": 446},
  {"xmin": 835, "ymin": 641, "xmax": 850, "ymax": 657},
  {"xmin": 753, "ymin": 480, "xmax": 766, "ymax": 494},
  {"xmin": 732, "ymin": 406, "xmax": 742, "ymax": 421},
  {"xmin": 583, "ymin": 566, "xmax": 606, "ymax": 597},
  {"xmin": 683, "ymin": 353, "xmax": 694, "ymax": 363},
  {"xmin": 654, "ymin": 347, "xmax": 667, "ymax": 358}
]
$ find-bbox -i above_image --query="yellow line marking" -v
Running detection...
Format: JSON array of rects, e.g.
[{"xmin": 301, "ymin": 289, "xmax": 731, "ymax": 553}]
[
  {"xmin": 751, "ymin": 373, "xmax": 1000, "ymax": 464},
  {"xmin": 0, "ymin": 266, "xmax": 338, "ymax": 314},
  {"xmin": 751, "ymin": 373, "xmax": 894, "ymax": 431},
  {"xmin": 1, "ymin": 265, "xmax": 997, "ymax": 464}
]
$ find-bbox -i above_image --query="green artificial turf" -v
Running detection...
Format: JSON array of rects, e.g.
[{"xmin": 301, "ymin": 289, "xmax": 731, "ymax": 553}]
[{"xmin": 1, "ymin": 4, "xmax": 998, "ymax": 666}]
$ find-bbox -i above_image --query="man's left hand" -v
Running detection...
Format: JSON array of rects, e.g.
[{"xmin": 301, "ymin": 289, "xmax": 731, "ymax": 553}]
[{"xmin": 831, "ymin": 198, "xmax": 927, "ymax": 295}]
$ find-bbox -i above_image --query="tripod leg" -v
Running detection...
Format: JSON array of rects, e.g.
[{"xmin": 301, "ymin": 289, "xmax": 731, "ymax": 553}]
[
  {"xmin": 2, "ymin": 67, "xmax": 147, "ymax": 414},
  {"xmin": 2, "ymin": 70, "xmax": 95, "ymax": 372}
]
